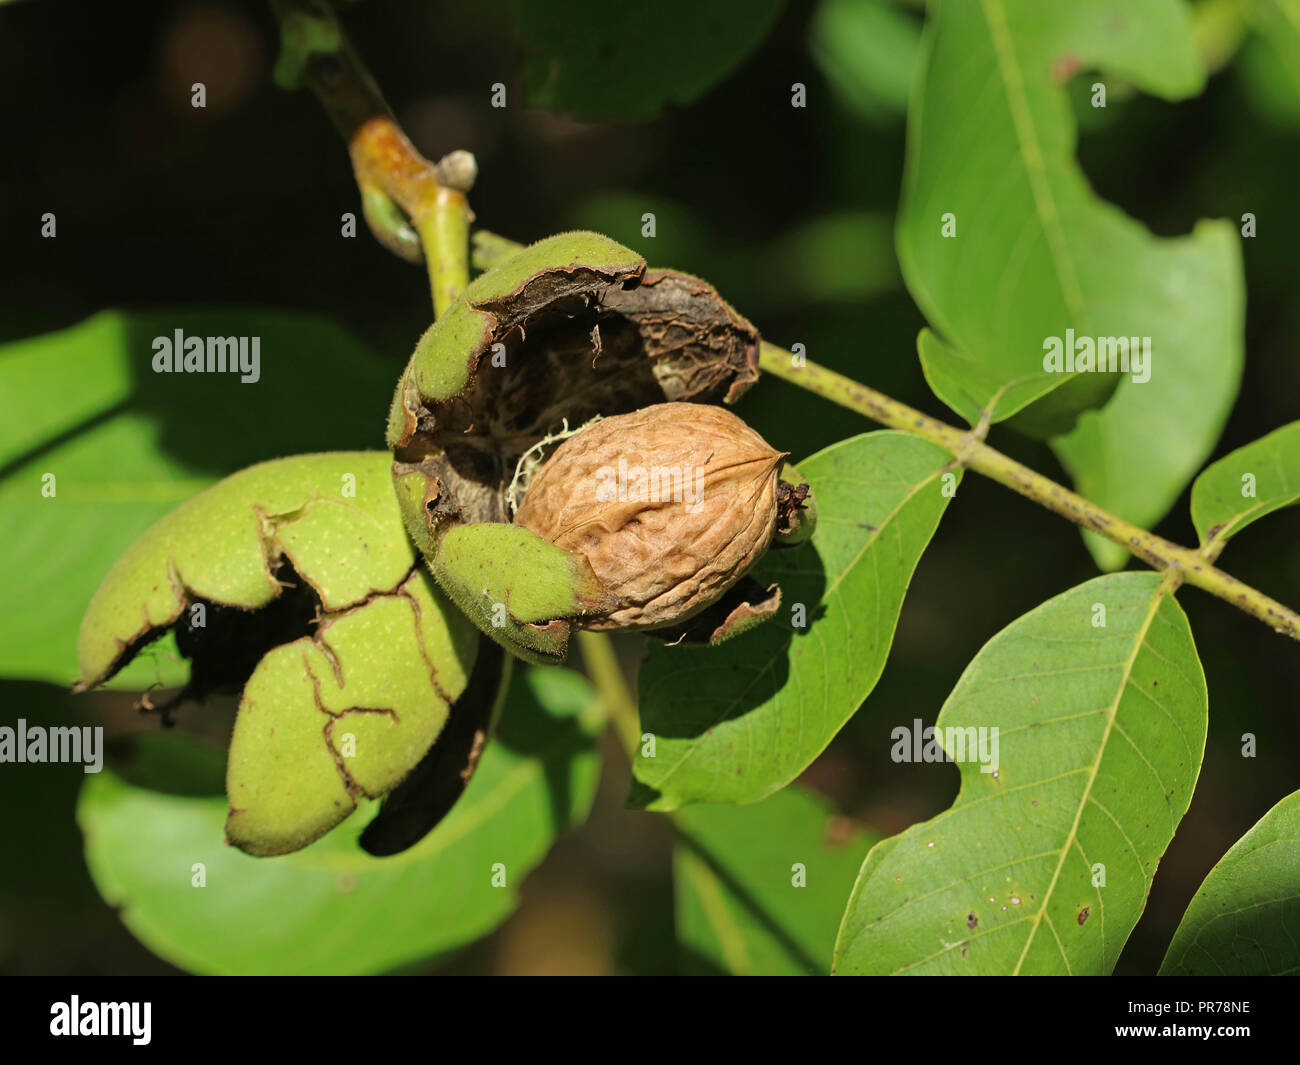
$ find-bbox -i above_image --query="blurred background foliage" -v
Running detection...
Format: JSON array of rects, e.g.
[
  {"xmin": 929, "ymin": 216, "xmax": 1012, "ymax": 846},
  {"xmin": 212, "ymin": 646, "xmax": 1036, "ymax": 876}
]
[{"xmin": 0, "ymin": 0, "xmax": 1297, "ymax": 974}]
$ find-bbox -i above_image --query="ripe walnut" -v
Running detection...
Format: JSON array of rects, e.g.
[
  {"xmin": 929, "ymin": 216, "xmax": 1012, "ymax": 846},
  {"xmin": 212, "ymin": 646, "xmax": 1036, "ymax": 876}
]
[
  {"xmin": 513, "ymin": 402, "xmax": 792, "ymax": 631},
  {"xmin": 387, "ymin": 231, "xmax": 767, "ymax": 664}
]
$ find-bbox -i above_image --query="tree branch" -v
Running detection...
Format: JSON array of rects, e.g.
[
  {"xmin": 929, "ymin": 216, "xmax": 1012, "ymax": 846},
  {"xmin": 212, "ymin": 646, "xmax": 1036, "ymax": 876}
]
[
  {"xmin": 756, "ymin": 343, "xmax": 1299, "ymax": 640},
  {"xmin": 273, "ymin": 0, "xmax": 1300, "ymax": 645}
]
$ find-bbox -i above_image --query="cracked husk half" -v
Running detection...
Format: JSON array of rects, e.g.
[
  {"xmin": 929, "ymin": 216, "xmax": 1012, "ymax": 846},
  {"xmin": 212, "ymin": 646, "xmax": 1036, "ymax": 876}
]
[{"xmin": 75, "ymin": 451, "xmax": 482, "ymax": 857}]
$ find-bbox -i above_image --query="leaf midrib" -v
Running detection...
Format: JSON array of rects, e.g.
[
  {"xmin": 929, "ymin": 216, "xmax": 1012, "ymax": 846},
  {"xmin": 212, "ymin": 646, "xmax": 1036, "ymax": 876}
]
[
  {"xmin": 979, "ymin": 0, "xmax": 1088, "ymax": 326},
  {"xmin": 644, "ymin": 459, "xmax": 947, "ymax": 796},
  {"xmin": 1011, "ymin": 579, "xmax": 1169, "ymax": 974},
  {"xmin": 683, "ymin": 854, "xmax": 752, "ymax": 975}
]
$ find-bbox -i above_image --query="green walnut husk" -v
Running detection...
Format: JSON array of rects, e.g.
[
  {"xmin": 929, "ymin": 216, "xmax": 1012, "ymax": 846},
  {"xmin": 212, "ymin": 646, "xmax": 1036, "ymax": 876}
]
[
  {"xmin": 76, "ymin": 451, "xmax": 482, "ymax": 857},
  {"xmin": 386, "ymin": 230, "xmax": 774, "ymax": 665}
]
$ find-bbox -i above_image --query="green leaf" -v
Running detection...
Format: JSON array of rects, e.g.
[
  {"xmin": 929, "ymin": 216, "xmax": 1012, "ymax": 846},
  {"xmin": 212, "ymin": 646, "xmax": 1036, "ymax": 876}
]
[
  {"xmin": 511, "ymin": 0, "xmax": 785, "ymax": 120},
  {"xmin": 1189, "ymin": 422, "xmax": 1300, "ymax": 551},
  {"xmin": 1249, "ymin": 0, "xmax": 1300, "ymax": 99},
  {"xmin": 0, "ymin": 311, "xmax": 393, "ymax": 687},
  {"xmin": 1052, "ymin": 228, "xmax": 1242, "ymax": 571},
  {"xmin": 900, "ymin": 0, "xmax": 1209, "ymax": 424},
  {"xmin": 1160, "ymin": 789, "xmax": 1300, "ymax": 975},
  {"xmin": 898, "ymin": 0, "xmax": 1243, "ymax": 568},
  {"xmin": 809, "ymin": 0, "xmax": 923, "ymax": 124},
  {"xmin": 675, "ymin": 786, "xmax": 877, "ymax": 975},
  {"xmin": 833, "ymin": 572, "xmax": 1207, "ymax": 975},
  {"xmin": 761, "ymin": 211, "xmax": 899, "ymax": 306},
  {"xmin": 1237, "ymin": 33, "xmax": 1300, "ymax": 125},
  {"xmin": 632, "ymin": 431, "xmax": 958, "ymax": 809},
  {"xmin": 77, "ymin": 666, "xmax": 603, "ymax": 975},
  {"xmin": 916, "ymin": 327, "xmax": 1069, "ymax": 426}
]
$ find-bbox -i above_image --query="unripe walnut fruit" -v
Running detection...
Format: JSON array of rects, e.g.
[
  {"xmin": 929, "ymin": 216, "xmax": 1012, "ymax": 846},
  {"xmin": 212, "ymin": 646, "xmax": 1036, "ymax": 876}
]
[{"xmin": 514, "ymin": 402, "xmax": 787, "ymax": 631}]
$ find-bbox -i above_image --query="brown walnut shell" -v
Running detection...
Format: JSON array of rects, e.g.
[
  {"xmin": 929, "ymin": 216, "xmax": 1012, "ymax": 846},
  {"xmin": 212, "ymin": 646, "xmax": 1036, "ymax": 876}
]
[{"xmin": 513, "ymin": 402, "xmax": 786, "ymax": 631}]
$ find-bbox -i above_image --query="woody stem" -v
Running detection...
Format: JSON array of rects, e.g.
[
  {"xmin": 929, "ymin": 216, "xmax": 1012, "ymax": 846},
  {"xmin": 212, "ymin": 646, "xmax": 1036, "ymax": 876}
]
[{"xmin": 755, "ymin": 342, "xmax": 1299, "ymax": 641}]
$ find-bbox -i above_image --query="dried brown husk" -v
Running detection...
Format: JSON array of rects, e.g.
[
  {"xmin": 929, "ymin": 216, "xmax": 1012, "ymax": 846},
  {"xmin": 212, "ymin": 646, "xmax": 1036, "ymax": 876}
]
[{"xmin": 392, "ymin": 268, "xmax": 761, "ymax": 530}]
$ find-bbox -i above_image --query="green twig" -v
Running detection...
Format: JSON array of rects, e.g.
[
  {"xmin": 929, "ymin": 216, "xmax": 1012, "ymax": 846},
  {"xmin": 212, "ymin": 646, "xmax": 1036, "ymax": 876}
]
[
  {"xmin": 472, "ymin": 229, "xmax": 527, "ymax": 273},
  {"xmin": 416, "ymin": 184, "xmax": 472, "ymax": 316},
  {"xmin": 756, "ymin": 341, "xmax": 1300, "ymax": 641},
  {"xmin": 577, "ymin": 631, "xmax": 641, "ymax": 758},
  {"xmin": 270, "ymin": 0, "xmax": 473, "ymax": 317}
]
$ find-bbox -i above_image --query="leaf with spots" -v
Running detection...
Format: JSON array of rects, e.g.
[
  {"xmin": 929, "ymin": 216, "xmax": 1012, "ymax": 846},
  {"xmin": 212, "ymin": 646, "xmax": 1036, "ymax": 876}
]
[
  {"xmin": 674, "ymin": 786, "xmax": 877, "ymax": 975},
  {"xmin": 632, "ymin": 431, "xmax": 959, "ymax": 810},
  {"xmin": 833, "ymin": 573, "xmax": 1207, "ymax": 975},
  {"xmin": 1161, "ymin": 788, "xmax": 1300, "ymax": 975}
]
